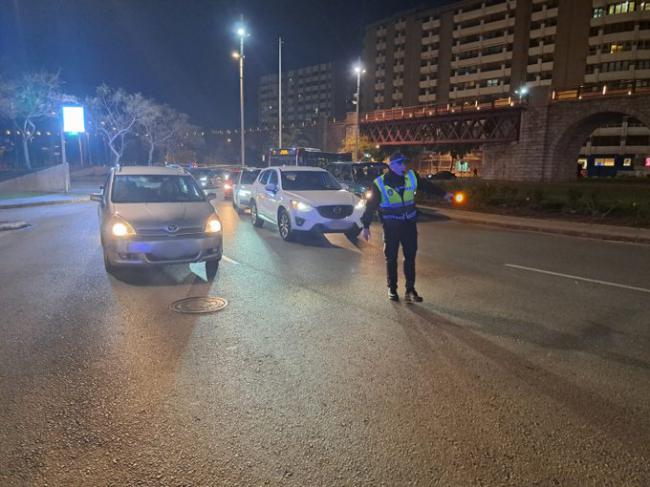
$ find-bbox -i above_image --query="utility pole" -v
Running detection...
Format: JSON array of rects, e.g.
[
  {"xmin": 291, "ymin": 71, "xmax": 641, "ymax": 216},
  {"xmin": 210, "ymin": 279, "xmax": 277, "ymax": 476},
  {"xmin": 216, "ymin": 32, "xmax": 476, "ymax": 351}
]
[{"xmin": 239, "ymin": 28, "xmax": 246, "ymax": 166}]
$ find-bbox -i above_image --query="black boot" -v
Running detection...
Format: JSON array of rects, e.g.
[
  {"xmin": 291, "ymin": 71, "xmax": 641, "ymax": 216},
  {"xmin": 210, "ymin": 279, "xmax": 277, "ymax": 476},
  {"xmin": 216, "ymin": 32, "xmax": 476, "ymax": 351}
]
[
  {"xmin": 405, "ymin": 289, "xmax": 423, "ymax": 303},
  {"xmin": 388, "ymin": 289, "xmax": 399, "ymax": 302}
]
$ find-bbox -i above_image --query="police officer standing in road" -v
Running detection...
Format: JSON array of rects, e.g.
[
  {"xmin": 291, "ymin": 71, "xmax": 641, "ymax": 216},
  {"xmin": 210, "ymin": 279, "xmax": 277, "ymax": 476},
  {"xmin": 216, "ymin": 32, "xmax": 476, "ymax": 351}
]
[{"xmin": 361, "ymin": 152, "xmax": 423, "ymax": 303}]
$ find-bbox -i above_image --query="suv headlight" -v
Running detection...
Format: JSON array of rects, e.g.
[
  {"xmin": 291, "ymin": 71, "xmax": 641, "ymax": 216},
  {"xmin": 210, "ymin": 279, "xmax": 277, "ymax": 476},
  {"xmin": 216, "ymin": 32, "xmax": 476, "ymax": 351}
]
[
  {"xmin": 110, "ymin": 217, "xmax": 136, "ymax": 237},
  {"xmin": 290, "ymin": 200, "xmax": 313, "ymax": 212},
  {"xmin": 205, "ymin": 214, "xmax": 222, "ymax": 233},
  {"xmin": 355, "ymin": 199, "xmax": 366, "ymax": 210}
]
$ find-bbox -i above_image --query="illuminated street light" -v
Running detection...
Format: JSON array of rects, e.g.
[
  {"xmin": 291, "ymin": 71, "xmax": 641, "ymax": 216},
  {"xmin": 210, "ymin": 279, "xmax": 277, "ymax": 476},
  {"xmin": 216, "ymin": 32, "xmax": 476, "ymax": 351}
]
[
  {"xmin": 352, "ymin": 61, "xmax": 366, "ymax": 161},
  {"xmin": 233, "ymin": 20, "xmax": 249, "ymax": 166}
]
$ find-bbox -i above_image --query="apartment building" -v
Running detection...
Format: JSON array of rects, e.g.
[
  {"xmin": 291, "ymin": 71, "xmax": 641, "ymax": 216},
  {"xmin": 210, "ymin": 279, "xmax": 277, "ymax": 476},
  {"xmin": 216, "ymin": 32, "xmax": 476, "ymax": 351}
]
[
  {"xmin": 362, "ymin": 0, "xmax": 650, "ymax": 171},
  {"xmin": 257, "ymin": 62, "xmax": 353, "ymax": 127}
]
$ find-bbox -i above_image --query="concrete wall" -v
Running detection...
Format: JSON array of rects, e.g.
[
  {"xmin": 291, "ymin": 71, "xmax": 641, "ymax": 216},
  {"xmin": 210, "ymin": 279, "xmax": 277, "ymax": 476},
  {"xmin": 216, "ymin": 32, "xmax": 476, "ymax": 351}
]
[
  {"xmin": 0, "ymin": 164, "xmax": 70, "ymax": 193},
  {"xmin": 70, "ymin": 165, "xmax": 110, "ymax": 178}
]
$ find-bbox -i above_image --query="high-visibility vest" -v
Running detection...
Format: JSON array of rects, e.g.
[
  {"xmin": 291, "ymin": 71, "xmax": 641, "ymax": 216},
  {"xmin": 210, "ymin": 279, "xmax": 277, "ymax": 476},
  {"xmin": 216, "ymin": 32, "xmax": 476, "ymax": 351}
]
[{"xmin": 374, "ymin": 169, "xmax": 418, "ymax": 221}]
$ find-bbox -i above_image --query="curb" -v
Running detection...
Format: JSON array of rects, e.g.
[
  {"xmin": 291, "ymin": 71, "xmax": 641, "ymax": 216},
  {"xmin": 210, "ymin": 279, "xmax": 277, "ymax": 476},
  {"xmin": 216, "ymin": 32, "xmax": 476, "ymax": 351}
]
[
  {"xmin": 0, "ymin": 221, "xmax": 30, "ymax": 231},
  {"xmin": 418, "ymin": 205, "xmax": 650, "ymax": 245},
  {"xmin": 0, "ymin": 196, "xmax": 89, "ymax": 210}
]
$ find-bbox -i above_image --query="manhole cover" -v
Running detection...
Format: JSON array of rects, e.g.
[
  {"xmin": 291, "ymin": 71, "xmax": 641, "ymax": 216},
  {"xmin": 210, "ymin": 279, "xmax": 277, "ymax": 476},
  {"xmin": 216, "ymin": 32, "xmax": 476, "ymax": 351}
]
[{"xmin": 170, "ymin": 296, "xmax": 228, "ymax": 314}]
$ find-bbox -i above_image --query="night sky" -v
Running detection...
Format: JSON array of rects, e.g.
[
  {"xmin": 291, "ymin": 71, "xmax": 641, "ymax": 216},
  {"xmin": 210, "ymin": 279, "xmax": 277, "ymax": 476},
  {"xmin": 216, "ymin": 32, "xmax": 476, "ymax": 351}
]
[{"xmin": 2, "ymin": 0, "xmax": 452, "ymax": 128}]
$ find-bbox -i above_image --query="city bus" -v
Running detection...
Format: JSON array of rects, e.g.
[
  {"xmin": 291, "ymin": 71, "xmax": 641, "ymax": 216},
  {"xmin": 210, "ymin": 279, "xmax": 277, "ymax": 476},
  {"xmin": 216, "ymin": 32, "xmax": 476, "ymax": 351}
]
[{"xmin": 267, "ymin": 147, "xmax": 352, "ymax": 168}]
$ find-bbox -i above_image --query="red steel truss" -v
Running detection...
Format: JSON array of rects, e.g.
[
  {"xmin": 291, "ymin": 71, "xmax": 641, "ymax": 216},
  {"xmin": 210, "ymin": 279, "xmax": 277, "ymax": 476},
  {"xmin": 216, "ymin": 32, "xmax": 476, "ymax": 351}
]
[{"xmin": 360, "ymin": 103, "xmax": 523, "ymax": 146}]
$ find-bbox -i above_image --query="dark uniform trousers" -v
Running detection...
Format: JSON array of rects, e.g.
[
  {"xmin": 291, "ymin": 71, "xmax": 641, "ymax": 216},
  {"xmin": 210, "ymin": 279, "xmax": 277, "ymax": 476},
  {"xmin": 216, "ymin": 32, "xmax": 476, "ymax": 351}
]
[{"xmin": 382, "ymin": 220, "xmax": 418, "ymax": 292}]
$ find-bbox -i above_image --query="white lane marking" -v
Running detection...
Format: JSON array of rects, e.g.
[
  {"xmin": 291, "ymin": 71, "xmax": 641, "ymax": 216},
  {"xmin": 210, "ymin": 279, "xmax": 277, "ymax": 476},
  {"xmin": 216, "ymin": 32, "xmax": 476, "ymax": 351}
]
[
  {"xmin": 222, "ymin": 255, "xmax": 241, "ymax": 265},
  {"xmin": 505, "ymin": 263, "xmax": 650, "ymax": 295}
]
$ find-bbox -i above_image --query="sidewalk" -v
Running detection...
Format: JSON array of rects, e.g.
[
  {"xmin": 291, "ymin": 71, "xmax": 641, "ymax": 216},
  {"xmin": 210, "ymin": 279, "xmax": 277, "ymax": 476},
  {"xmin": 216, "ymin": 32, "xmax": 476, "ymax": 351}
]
[
  {"xmin": 0, "ymin": 179, "xmax": 100, "ymax": 210},
  {"xmin": 0, "ymin": 192, "xmax": 89, "ymax": 210},
  {"xmin": 419, "ymin": 205, "xmax": 650, "ymax": 244}
]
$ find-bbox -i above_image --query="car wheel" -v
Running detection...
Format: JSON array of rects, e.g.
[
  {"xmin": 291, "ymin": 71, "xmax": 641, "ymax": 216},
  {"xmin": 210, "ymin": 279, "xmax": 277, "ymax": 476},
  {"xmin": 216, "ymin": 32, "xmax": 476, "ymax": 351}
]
[
  {"xmin": 278, "ymin": 208, "xmax": 294, "ymax": 242},
  {"xmin": 345, "ymin": 227, "xmax": 362, "ymax": 242},
  {"xmin": 251, "ymin": 200, "xmax": 264, "ymax": 227},
  {"xmin": 205, "ymin": 259, "xmax": 220, "ymax": 280}
]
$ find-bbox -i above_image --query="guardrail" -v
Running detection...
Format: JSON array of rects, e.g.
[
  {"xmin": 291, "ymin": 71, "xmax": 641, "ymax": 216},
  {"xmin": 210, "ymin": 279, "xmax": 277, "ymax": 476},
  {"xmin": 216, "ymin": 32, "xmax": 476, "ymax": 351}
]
[
  {"xmin": 362, "ymin": 98, "xmax": 521, "ymax": 123},
  {"xmin": 552, "ymin": 85, "xmax": 650, "ymax": 102}
]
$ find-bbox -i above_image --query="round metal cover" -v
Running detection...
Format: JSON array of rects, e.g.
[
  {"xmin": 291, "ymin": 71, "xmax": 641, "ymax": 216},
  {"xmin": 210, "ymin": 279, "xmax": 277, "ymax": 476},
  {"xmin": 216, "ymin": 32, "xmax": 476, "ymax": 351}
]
[{"xmin": 170, "ymin": 296, "xmax": 228, "ymax": 314}]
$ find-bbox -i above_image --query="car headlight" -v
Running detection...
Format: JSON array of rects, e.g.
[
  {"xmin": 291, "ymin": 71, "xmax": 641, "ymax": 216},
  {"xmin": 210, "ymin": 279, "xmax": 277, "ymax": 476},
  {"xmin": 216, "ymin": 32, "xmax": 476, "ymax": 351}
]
[
  {"xmin": 200, "ymin": 176, "xmax": 208, "ymax": 181},
  {"xmin": 224, "ymin": 183, "xmax": 232, "ymax": 190},
  {"xmin": 364, "ymin": 190, "xmax": 373, "ymax": 200},
  {"xmin": 238, "ymin": 188, "xmax": 251, "ymax": 197},
  {"xmin": 355, "ymin": 198, "xmax": 366, "ymax": 210},
  {"xmin": 111, "ymin": 218, "xmax": 136, "ymax": 237},
  {"xmin": 290, "ymin": 200, "xmax": 313, "ymax": 212},
  {"xmin": 205, "ymin": 214, "xmax": 222, "ymax": 233}
]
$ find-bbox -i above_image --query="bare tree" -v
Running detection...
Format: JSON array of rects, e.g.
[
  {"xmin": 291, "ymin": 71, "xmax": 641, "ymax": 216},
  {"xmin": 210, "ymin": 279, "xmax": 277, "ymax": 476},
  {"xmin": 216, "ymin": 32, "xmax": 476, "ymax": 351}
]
[
  {"xmin": 139, "ymin": 100, "xmax": 186, "ymax": 165},
  {"xmin": 163, "ymin": 116, "xmax": 202, "ymax": 163},
  {"xmin": 88, "ymin": 84, "xmax": 146, "ymax": 166},
  {"xmin": 1, "ymin": 71, "xmax": 61, "ymax": 170}
]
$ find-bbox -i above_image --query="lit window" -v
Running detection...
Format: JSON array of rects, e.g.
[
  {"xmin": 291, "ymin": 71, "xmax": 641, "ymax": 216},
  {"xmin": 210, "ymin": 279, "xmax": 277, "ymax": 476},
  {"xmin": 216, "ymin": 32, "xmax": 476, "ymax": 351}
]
[
  {"xmin": 594, "ymin": 158, "xmax": 616, "ymax": 166},
  {"xmin": 623, "ymin": 158, "xmax": 633, "ymax": 166},
  {"xmin": 593, "ymin": 7, "xmax": 606, "ymax": 17}
]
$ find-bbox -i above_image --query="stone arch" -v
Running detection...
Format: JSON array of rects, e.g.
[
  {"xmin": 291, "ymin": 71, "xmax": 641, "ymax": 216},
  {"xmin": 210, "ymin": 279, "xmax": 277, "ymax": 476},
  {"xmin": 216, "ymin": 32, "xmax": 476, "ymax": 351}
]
[{"xmin": 546, "ymin": 101, "xmax": 650, "ymax": 180}]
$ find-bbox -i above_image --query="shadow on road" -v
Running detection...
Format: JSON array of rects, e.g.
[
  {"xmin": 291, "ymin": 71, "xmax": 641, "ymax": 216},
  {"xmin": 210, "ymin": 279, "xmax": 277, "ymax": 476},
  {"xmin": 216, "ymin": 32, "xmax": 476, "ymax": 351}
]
[
  {"xmin": 401, "ymin": 304, "xmax": 650, "ymax": 458},
  {"xmin": 109, "ymin": 263, "xmax": 218, "ymax": 288}
]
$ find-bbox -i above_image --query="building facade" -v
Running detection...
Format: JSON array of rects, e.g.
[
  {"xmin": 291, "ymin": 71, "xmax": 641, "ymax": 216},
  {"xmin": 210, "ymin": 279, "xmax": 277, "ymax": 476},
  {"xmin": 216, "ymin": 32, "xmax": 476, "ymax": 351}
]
[
  {"xmin": 257, "ymin": 62, "xmax": 353, "ymax": 128},
  {"xmin": 362, "ymin": 0, "xmax": 650, "ymax": 169}
]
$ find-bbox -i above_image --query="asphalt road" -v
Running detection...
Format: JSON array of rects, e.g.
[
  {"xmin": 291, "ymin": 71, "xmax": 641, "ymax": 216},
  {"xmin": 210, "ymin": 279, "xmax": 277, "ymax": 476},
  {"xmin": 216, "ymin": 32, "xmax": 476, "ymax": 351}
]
[{"xmin": 1, "ymin": 195, "xmax": 649, "ymax": 486}]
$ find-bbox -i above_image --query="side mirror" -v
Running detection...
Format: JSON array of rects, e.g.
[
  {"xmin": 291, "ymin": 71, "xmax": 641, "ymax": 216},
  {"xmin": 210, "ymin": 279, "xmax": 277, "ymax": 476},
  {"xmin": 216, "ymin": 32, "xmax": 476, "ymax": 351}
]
[
  {"xmin": 207, "ymin": 193, "xmax": 217, "ymax": 201},
  {"xmin": 90, "ymin": 193, "xmax": 103, "ymax": 203},
  {"xmin": 265, "ymin": 183, "xmax": 277, "ymax": 193}
]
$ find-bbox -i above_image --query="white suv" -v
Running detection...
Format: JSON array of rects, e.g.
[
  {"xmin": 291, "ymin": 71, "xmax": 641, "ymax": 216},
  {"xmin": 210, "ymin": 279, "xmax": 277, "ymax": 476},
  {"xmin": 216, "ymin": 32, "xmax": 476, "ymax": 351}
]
[{"xmin": 249, "ymin": 166, "xmax": 364, "ymax": 241}]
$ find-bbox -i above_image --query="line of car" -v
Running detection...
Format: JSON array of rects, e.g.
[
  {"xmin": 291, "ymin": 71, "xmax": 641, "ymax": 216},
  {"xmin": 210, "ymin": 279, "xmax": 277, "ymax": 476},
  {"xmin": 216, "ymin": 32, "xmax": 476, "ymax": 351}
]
[
  {"xmin": 91, "ymin": 163, "xmax": 369, "ymax": 279},
  {"xmin": 91, "ymin": 162, "xmax": 465, "ymax": 280}
]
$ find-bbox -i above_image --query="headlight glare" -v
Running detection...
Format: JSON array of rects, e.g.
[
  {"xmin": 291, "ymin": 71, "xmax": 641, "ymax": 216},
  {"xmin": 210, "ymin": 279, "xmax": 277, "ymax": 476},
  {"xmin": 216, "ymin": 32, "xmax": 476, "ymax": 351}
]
[
  {"xmin": 205, "ymin": 214, "xmax": 222, "ymax": 233},
  {"xmin": 290, "ymin": 200, "xmax": 312, "ymax": 212},
  {"xmin": 111, "ymin": 219, "xmax": 136, "ymax": 237}
]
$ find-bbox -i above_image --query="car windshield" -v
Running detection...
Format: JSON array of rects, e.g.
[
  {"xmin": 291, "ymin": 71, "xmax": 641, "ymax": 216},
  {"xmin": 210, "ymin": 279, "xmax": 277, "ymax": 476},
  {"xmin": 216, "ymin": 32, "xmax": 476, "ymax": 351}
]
[
  {"xmin": 281, "ymin": 171, "xmax": 341, "ymax": 191},
  {"xmin": 353, "ymin": 164, "xmax": 386, "ymax": 182},
  {"xmin": 190, "ymin": 169, "xmax": 213, "ymax": 178},
  {"xmin": 240, "ymin": 170, "xmax": 260, "ymax": 184},
  {"xmin": 111, "ymin": 175, "xmax": 206, "ymax": 203}
]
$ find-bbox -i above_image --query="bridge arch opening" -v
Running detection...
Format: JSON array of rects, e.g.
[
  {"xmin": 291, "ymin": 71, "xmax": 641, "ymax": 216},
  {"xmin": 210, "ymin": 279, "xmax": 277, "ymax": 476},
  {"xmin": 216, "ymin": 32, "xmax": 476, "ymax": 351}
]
[{"xmin": 550, "ymin": 110, "xmax": 650, "ymax": 180}]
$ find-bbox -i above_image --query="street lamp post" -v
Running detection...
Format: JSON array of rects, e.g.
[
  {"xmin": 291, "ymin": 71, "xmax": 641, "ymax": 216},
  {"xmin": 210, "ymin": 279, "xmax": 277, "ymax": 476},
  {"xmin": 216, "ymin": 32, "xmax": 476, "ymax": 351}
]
[
  {"xmin": 353, "ymin": 63, "xmax": 366, "ymax": 161},
  {"xmin": 235, "ymin": 25, "xmax": 247, "ymax": 166}
]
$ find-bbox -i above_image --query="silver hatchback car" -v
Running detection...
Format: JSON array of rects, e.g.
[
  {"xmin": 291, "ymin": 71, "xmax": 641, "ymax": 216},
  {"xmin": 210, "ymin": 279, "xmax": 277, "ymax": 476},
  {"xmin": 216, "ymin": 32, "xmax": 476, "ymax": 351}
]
[{"xmin": 91, "ymin": 166, "xmax": 223, "ymax": 278}]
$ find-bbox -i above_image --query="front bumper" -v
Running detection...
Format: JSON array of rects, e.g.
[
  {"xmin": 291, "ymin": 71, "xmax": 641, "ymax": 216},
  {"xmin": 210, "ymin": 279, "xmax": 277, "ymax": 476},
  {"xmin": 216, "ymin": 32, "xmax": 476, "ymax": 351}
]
[
  {"xmin": 104, "ymin": 234, "xmax": 223, "ymax": 266},
  {"xmin": 290, "ymin": 207, "xmax": 363, "ymax": 233}
]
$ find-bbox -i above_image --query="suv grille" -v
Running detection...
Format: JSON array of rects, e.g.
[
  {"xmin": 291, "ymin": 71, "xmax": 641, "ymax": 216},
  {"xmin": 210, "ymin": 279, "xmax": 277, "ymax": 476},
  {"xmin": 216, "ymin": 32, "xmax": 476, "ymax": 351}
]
[{"xmin": 317, "ymin": 205, "xmax": 354, "ymax": 219}]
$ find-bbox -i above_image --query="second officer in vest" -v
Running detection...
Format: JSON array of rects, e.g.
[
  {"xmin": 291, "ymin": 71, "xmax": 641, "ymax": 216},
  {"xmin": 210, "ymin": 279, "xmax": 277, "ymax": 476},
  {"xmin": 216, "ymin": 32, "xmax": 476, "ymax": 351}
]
[{"xmin": 361, "ymin": 152, "xmax": 423, "ymax": 303}]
